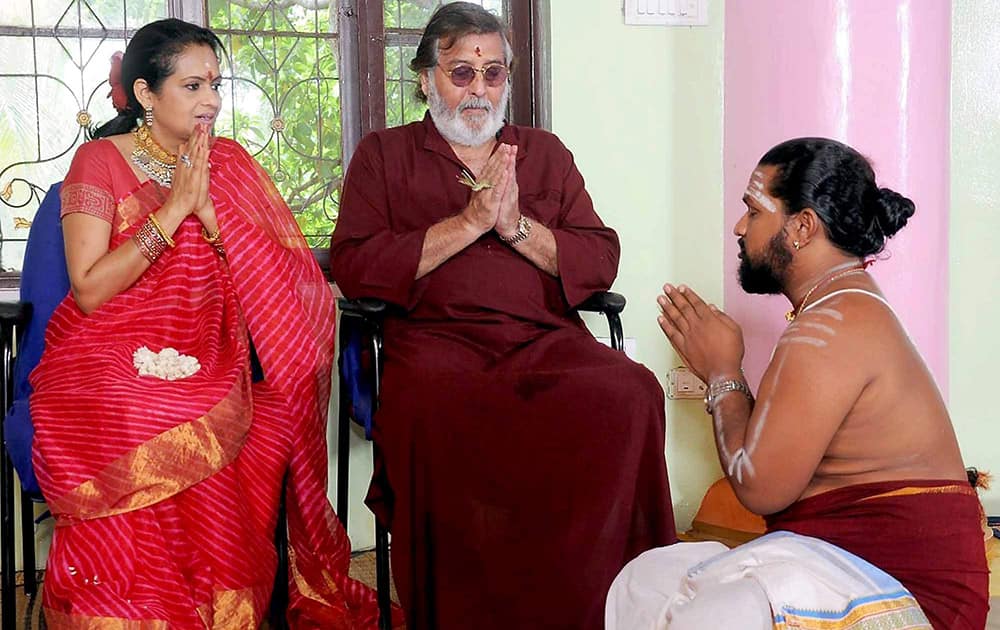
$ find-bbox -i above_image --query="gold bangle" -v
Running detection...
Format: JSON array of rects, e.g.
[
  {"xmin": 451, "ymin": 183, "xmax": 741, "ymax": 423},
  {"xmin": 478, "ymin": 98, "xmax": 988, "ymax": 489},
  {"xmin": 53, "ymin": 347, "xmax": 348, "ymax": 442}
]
[
  {"xmin": 201, "ymin": 226, "xmax": 222, "ymax": 244},
  {"xmin": 147, "ymin": 213, "xmax": 175, "ymax": 248}
]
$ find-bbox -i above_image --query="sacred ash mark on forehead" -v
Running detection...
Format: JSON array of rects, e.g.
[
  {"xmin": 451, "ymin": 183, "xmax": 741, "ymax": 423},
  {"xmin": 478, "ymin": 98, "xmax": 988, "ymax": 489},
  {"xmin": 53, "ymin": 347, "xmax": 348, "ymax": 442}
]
[{"xmin": 745, "ymin": 169, "xmax": 778, "ymax": 213}]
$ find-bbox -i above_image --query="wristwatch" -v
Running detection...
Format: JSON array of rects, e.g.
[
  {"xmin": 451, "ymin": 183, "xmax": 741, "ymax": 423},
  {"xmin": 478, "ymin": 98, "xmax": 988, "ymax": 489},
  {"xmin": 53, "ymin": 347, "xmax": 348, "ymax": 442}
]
[
  {"xmin": 499, "ymin": 215, "xmax": 532, "ymax": 246},
  {"xmin": 704, "ymin": 378, "xmax": 753, "ymax": 414}
]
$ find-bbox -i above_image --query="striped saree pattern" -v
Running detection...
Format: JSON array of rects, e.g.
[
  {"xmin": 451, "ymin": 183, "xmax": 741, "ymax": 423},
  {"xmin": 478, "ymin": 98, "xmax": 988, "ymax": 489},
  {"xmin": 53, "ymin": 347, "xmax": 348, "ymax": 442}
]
[{"xmin": 31, "ymin": 138, "xmax": 383, "ymax": 628}]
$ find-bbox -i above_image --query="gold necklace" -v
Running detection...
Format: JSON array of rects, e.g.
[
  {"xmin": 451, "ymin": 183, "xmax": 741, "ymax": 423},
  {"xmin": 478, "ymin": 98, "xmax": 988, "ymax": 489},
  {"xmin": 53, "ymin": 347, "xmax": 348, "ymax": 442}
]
[
  {"xmin": 786, "ymin": 266, "xmax": 867, "ymax": 321},
  {"xmin": 131, "ymin": 124, "xmax": 177, "ymax": 187}
]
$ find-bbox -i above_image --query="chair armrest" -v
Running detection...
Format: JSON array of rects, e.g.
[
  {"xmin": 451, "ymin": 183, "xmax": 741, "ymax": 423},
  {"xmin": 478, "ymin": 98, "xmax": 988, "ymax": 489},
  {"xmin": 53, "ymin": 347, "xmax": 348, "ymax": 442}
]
[
  {"xmin": 575, "ymin": 291, "xmax": 626, "ymax": 316},
  {"xmin": 336, "ymin": 293, "xmax": 628, "ymax": 352},
  {"xmin": 337, "ymin": 297, "xmax": 388, "ymax": 319},
  {"xmin": 0, "ymin": 302, "xmax": 32, "ymax": 327},
  {"xmin": 338, "ymin": 294, "xmax": 623, "ymax": 318}
]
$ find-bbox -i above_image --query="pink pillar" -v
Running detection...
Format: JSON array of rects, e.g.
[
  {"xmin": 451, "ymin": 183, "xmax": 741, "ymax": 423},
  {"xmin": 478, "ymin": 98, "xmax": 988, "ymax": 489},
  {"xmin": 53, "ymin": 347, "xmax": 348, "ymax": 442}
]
[{"xmin": 723, "ymin": 0, "xmax": 951, "ymax": 395}]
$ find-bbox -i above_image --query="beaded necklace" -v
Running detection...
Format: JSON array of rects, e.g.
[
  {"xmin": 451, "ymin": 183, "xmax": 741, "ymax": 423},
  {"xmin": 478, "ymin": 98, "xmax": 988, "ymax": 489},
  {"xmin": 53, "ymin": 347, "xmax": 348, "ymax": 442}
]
[{"xmin": 131, "ymin": 124, "xmax": 177, "ymax": 187}]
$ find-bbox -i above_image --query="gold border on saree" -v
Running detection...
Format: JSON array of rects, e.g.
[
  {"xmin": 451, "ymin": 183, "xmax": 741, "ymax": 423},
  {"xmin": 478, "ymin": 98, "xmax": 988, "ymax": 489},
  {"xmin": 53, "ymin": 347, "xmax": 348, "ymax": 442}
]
[{"xmin": 48, "ymin": 375, "xmax": 252, "ymax": 522}]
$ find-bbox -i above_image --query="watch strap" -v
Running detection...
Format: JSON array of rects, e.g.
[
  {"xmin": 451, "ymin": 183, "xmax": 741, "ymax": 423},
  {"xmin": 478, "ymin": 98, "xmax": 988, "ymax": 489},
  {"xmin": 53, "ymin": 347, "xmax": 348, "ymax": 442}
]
[{"xmin": 500, "ymin": 215, "xmax": 532, "ymax": 246}]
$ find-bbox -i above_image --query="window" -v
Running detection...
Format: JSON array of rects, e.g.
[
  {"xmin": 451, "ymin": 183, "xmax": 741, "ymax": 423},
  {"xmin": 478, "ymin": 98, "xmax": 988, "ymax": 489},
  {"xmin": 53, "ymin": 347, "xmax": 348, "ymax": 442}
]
[
  {"xmin": 207, "ymin": 0, "xmax": 343, "ymax": 246},
  {"xmin": 0, "ymin": 0, "xmax": 169, "ymax": 273},
  {"xmin": 0, "ymin": 0, "xmax": 547, "ymax": 274}
]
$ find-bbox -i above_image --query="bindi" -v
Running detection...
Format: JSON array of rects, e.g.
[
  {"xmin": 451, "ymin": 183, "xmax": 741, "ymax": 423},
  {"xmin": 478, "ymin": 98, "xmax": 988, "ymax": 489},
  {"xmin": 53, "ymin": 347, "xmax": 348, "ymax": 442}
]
[{"xmin": 475, "ymin": 45, "xmax": 482, "ymax": 57}]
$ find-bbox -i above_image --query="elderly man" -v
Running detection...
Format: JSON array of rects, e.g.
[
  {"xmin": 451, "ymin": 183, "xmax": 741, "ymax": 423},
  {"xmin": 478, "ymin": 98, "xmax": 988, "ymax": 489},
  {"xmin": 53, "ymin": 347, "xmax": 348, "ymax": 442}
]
[
  {"xmin": 606, "ymin": 138, "xmax": 988, "ymax": 629},
  {"xmin": 330, "ymin": 2, "xmax": 675, "ymax": 628}
]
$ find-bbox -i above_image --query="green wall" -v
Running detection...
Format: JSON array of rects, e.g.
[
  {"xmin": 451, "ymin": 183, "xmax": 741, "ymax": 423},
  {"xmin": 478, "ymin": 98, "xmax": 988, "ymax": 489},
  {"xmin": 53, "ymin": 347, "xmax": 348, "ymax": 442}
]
[{"xmin": 550, "ymin": 0, "xmax": 726, "ymax": 528}]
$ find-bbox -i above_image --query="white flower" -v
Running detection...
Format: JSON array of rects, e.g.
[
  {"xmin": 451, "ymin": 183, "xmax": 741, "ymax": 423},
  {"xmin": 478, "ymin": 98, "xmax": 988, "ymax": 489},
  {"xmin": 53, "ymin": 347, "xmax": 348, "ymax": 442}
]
[{"xmin": 133, "ymin": 346, "xmax": 201, "ymax": 380}]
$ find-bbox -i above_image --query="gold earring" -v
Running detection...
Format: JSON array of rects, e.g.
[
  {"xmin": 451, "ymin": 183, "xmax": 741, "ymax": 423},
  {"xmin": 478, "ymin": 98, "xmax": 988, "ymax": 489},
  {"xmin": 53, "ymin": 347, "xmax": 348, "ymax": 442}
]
[
  {"xmin": 144, "ymin": 106, "xmax": 153, "ymax": 128},
  {"xmin": 793, "ymin": 240, "xmax": 800, "ymax": 250}
]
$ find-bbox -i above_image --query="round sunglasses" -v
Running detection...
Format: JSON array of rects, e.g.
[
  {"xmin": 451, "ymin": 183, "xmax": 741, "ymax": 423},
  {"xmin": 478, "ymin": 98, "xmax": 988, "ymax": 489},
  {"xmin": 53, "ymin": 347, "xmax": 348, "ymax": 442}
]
[{"xmin": 437, "ymin": 63, "xmax": 510, "ymax": 88}]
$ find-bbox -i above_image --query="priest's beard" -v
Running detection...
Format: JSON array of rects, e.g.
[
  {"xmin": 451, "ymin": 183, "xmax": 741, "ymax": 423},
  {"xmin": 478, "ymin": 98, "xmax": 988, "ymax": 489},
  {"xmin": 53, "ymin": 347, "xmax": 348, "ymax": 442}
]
[
  {"xmin": 737, "ymin": 232, "xmax": 793, "ymax": 294},
  {"xmin": 426, "ymin": 78, "xmax": 509, "ymax": 147}
]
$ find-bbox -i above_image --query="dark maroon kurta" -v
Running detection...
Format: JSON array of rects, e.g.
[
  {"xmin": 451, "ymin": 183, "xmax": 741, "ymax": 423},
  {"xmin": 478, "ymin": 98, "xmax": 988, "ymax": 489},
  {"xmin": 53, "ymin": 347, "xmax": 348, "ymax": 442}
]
[{"xmin": 331, "ymin": 113, "xmax": 676, "ymax": 629}]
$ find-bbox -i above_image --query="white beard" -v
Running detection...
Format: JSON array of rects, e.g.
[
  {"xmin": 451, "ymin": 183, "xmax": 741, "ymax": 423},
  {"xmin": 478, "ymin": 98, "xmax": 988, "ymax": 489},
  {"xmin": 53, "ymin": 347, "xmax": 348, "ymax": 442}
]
[{"xmin": 426, "ymin": 77, "xmax": 509, "ymax": 147}]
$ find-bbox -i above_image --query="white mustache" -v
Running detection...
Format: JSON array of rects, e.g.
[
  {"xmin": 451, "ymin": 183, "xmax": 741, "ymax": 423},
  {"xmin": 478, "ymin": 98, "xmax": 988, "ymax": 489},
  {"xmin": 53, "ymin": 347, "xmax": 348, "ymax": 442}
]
[{"xmin": 460, "ymin": 98, "xmax": 492, "ymax": 112}]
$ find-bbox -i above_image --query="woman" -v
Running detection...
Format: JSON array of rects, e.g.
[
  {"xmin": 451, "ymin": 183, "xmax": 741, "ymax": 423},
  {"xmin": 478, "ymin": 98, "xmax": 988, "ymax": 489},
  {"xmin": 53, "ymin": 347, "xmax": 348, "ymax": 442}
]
[{"xmin": 30, "ymin": 19, "xmax": 380, "ymax": 628}]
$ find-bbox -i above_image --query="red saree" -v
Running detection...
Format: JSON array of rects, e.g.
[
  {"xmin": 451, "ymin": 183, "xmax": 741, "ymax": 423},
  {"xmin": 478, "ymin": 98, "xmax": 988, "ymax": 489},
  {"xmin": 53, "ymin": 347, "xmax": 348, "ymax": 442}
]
[
  {"xmin": 766, "ymin": 479, "xmax": 990, "ymax": 630},
  {"xmin": 31, "ymin": 138, "xmax": 381, "ymax": 628}
]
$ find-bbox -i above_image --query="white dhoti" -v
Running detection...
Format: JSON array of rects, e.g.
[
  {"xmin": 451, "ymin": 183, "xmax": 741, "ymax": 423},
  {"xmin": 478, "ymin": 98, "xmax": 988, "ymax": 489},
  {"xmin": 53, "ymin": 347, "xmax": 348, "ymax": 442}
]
[{"xmin": 606, "ymin": 531, "xmax": 931, "ymax": 629}]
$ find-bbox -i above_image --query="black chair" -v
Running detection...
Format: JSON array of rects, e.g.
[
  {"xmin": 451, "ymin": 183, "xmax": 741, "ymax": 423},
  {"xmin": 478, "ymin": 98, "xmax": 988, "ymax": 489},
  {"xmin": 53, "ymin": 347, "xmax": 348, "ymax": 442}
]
[
  {"xmin": 334, "ymin": 291, "xmax": 628, "ymax": 630},
  {"xmin": 0, "ymin": 301, "xmax": 36, "ymax": 630}
]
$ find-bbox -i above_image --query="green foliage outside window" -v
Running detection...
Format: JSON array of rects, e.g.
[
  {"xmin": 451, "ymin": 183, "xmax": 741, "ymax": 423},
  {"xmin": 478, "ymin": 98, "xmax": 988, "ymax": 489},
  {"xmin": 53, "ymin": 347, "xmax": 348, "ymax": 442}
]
[{"xmin": 208, "ymin": 0, "xmax": 344, "ymax": 246}]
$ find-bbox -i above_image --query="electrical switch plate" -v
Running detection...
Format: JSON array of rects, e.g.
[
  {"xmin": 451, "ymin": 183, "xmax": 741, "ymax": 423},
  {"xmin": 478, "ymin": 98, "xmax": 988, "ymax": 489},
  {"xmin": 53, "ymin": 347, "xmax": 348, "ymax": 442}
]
[
  {"xmin": 666, "ymin": 366, "xmax": 707, "ymax": 400},
  {"xmin": 623, "ymin": 0, "xmax": 709, "ymax": 26}
]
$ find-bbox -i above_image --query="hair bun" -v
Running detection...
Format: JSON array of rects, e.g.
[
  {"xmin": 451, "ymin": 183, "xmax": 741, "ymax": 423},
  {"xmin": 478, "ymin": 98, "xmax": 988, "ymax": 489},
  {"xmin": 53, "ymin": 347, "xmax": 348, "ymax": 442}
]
[{"xmin": 873, "ymin": 187, "xmax": 915, "ymax": 238}]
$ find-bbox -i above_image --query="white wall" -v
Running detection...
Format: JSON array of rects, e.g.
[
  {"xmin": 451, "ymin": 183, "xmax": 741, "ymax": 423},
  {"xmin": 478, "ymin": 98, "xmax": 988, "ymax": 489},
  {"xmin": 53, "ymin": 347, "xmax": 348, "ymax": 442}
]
[{"xmin": 950, "ymin": 2, "xmax": 1000, "ymax": 515}]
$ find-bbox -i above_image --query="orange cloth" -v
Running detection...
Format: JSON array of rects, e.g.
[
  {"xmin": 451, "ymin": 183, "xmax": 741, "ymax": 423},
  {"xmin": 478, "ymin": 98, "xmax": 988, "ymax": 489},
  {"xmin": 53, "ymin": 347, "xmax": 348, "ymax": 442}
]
[{"xmin": 680, "ymin": 477, "xmax": 766, "ymax": 547}]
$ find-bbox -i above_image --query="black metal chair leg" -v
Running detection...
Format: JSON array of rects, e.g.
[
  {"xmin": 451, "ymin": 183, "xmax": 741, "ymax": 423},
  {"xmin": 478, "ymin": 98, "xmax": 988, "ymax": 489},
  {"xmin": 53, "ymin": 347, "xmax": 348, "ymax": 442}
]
[
  {"xmin": 268, "ymin": 477, "xmax": 290, "ymax": 630},
  {"xmin": 336, "ymin": 321, "xmax": 352, "ymax": 529},
  {"xmin": 1, "ymin": 317, "xmax": 18, "ymax": 630},
  {"xmin": 375, "ymin": 518, "xmax": 392, "ymax": 630},
  {"xmin": 607, "ymin": 312, "xmax": 624, "ymax": 352},
  {"xmin": 368, "ymin": 316, "xmax": 392, "ymax": 629},
  {"xmin": 0, "ymin": 452, "xmax": 15, "ymax": 630},
  {"xmin": 20, "ymin": 491, "xmax": 36, "ymax": 596}
]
